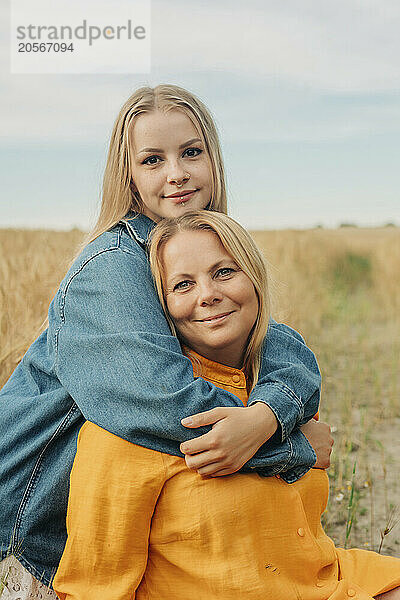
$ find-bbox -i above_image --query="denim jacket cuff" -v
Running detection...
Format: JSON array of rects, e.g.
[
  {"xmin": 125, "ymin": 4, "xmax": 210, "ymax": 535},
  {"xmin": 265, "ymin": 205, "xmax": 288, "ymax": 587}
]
[
  {"xmin": 278, "ymin": 429, "xmax": 317, "ymax": 483},
  {"xmin": 248, "ymin": 382, "xmax": 304, "ymax": 442},
  {"xmin": 242, "ymin": 440, "xmax": 292, "ymax": 476}
]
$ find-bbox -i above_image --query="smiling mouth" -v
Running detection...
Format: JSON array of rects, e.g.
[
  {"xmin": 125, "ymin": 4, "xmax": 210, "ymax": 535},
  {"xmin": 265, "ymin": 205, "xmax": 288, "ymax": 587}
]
[
  {"xmin": 163, "ymin": 190, "xmax": 198, "ymax": 203},
  {"xmin": 196, "ymin": 311, "xmax": 234, "ymax": 323}
]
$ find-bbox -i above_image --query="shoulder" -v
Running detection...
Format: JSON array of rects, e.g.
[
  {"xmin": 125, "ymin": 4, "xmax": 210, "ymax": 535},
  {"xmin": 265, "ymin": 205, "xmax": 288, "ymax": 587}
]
[
  {"xmin": 60, "ymin": 223, "xmax": 149, "ymax": 293},
  {"xmin": 268, "ymin": 319, "xmax": 306, "ymax": 345},
  {"xmin": 49, "ymin": 222, "xmax": 155, "ymax": 325},
  {"xmin": 265, "ymin": 319, "xmax": 319, "ymax": 371}
]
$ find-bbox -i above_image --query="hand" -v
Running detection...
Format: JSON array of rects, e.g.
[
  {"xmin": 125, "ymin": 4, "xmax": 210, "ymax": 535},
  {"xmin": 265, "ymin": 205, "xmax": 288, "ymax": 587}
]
[
  {"xmin": 180, "ymin": 403, "xmax": 278, "ymax": 477},
  {"xmin": 300, "ymin": 419, "xmax": 334, "ymax": 469}
]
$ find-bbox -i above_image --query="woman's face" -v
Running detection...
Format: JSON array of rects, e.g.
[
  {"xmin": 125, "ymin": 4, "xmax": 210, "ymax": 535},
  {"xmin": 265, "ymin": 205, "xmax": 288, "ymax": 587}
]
[
  {"xmin": 130, "ymin": 110, "xmax": 213, "ymax": 222},
  {"xmin": 162, "ymin": 229, "xmax": 259, "ymax": 368}
]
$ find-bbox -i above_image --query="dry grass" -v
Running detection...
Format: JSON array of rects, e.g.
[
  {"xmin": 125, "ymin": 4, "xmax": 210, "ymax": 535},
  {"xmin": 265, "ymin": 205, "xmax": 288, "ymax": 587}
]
[
  {"xmin": 0, "ymin": 229, "xmax": 83, "ymax": 385},
  {"xmin": 252, "ymin": 226, "xmax": 400, "ymax": 554},
  {"xmin": 1, "ymin": 226, "xmax": 399, "ymax": 555}
]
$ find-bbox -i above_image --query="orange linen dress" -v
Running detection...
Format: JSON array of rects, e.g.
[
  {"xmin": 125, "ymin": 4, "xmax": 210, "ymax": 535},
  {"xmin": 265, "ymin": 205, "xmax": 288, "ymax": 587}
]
[{"xmin": 53, "ymin": 351, "xmax": 400, "ymax": 600}]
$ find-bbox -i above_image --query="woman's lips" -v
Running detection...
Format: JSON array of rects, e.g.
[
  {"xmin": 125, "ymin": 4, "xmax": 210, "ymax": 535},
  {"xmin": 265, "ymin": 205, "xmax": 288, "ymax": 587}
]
[
  {"xmin": 195, "ymin": 311, "xmax": 234, "ymax": 324},
  {"xmin": 164, "ymin": 190, "xmax": 197, "ymax": 204}
]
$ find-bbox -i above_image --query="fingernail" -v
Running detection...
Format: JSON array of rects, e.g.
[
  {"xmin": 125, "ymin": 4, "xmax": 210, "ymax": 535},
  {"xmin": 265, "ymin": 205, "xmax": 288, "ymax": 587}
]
[{"xmin": 181, "ymin": 417, "xmax": 193, "ymax": 425}]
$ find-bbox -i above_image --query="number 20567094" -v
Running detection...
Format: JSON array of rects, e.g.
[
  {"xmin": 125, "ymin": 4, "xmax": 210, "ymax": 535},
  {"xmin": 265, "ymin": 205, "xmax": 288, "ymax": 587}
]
[{"xmin": 18, "ymin": 42, "xmax": 74, "ymax": 52}]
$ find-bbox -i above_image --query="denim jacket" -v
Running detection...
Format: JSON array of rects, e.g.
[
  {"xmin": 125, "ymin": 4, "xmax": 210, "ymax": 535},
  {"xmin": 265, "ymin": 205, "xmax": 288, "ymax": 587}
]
[{"xmin": 0, "ymin": 212, "xmax": 320, "ymax": 586}]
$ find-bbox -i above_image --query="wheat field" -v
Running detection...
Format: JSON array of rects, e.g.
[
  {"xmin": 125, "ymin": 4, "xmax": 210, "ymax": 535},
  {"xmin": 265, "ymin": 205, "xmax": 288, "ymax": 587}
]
[{"xmin": 1, "ymin": 226, "xmax": 399, "ymax": 556}]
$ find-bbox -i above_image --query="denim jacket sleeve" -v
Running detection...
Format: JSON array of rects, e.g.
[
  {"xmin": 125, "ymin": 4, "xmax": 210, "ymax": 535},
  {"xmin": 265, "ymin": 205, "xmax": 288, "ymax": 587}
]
[
  {"xmin": 243, "ymin": 322, "xmax": 320, "ymax": 481},
  {"xmin": 248, "ymin": 321, "xmax": 320, "ymax": 440},
  {"xmin": 52, "ymin": 230, "xmax": 319, "ymax": 478}
]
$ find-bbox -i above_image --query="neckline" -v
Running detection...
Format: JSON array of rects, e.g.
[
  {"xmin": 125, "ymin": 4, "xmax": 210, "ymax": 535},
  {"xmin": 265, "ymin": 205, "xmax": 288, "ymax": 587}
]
[{"xmin": 182, "ymin": 346, "xmax": 247, "ymax": 389}]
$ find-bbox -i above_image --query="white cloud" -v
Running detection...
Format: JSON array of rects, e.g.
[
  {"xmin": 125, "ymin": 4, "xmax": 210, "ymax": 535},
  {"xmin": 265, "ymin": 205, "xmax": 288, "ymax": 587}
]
[
  {"xmin": 152, "ymin": 0, "xmax": 400, "ymax": 92},
  {"xmin": 0, "ymin": 0, "xmax": 399, "ymax": 145}
]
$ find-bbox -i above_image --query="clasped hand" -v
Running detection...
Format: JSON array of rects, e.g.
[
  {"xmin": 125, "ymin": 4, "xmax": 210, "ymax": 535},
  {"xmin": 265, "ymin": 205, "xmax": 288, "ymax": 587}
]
[
  {"xmin": 180, "ymin": 403, "xmax": 278, "ymax": 477},
  {"xmin": 180, "ymin": 404, "xmax": 334, "ymax": 477}
]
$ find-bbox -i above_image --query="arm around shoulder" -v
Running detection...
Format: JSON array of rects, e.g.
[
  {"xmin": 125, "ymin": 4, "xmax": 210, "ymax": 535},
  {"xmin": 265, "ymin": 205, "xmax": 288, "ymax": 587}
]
[{"xmin": 53, "ymin": 240, "xmax": 245, "ymax": 451}]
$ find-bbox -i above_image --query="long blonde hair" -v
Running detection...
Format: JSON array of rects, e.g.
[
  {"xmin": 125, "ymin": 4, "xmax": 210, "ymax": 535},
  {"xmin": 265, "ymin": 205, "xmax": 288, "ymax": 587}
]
[
  {"xmin": 86, "ymin": 84, "xmax": 228, "ymax": 246},
  {"xmin": 149, "ymin": 211, "xmax": 270, "ymax": 391}
]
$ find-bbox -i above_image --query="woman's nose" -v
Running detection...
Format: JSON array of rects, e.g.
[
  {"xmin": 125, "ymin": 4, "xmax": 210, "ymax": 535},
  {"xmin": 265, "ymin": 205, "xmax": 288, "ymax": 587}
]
[
  {"xmin": 166, "ymin": 160, "xmax": 190, "ymax": 187},
  {"xmin": 198, "ymin": 281, "xmax": 222, "ymax": 307}
]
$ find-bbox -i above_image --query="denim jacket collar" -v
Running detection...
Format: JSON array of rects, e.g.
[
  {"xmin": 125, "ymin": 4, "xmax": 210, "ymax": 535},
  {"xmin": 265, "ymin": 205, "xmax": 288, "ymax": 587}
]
[{"xmin": 120, "ymin": 212, "xmax": 155, "ymax": 248}]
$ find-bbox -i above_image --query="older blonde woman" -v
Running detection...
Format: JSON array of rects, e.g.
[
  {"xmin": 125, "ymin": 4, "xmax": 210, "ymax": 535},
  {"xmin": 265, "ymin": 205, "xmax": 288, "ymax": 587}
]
[{"xmin": 53, "ymin": 211, "xmax": 400, "ymax": 600}]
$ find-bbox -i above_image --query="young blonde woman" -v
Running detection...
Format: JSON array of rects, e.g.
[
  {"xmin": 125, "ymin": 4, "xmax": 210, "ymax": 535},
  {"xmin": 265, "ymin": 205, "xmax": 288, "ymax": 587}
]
[
  {"xmin": 0, "ymin": 85, "xmax": 325, "ymax": 598},
  {"xmin": 53, "ymin": 211, "xmax": 400, "ymax": 600}
]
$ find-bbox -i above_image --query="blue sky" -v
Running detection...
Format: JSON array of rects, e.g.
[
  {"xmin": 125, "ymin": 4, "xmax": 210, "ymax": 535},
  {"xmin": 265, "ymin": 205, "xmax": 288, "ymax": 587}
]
[{"xmin": 1, "ymin": 0, "xmax": 399, "ymax": 230}]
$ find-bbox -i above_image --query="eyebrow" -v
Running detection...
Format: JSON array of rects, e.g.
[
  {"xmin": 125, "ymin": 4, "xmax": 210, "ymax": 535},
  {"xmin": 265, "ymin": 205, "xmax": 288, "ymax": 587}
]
[
  {"xmin": 138, "ymin": 138, "xmax": 202, "ymax": 155},
  {"xmin": 179, "ymin": 137, "xmax": 202, "ymax": 150}
]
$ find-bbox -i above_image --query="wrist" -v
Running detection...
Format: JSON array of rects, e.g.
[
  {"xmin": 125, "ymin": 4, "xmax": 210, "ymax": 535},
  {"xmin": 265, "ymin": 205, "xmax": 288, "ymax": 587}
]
[{"xmin": 249, "ymin": 402, "xmax": 278, "ymax": 440}]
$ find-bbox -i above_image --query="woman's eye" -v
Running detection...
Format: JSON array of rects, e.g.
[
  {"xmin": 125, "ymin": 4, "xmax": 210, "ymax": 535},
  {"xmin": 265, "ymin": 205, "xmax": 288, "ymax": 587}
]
[
  {"xmin": 142, "ymin": 155, "xmax": 162, "ymax": 166},
  {"xmin": 182, "ymin": 147, "xmax": 202, "ymax": 158},
  {"xmin": 215, "ymin": 267, "xmax": 235, "ymax": 278},
  {"xmin": 173, "ymin": 280, "xmax": 192, "ymax": 292}
]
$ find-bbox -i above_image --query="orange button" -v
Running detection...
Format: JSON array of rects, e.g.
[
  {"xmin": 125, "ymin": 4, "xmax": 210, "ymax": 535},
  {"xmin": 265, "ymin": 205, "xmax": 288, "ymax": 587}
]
[
  {"xmin": 232, "ymin": 374, "xmax": 241, "ymax": 383},
  {"xmin": 297, "ymin": 528, "xmax": 305, "ymax": 537},
  {"xmin": 347, "ymin": 590, "xmax": 356, "ymax": 598}
]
